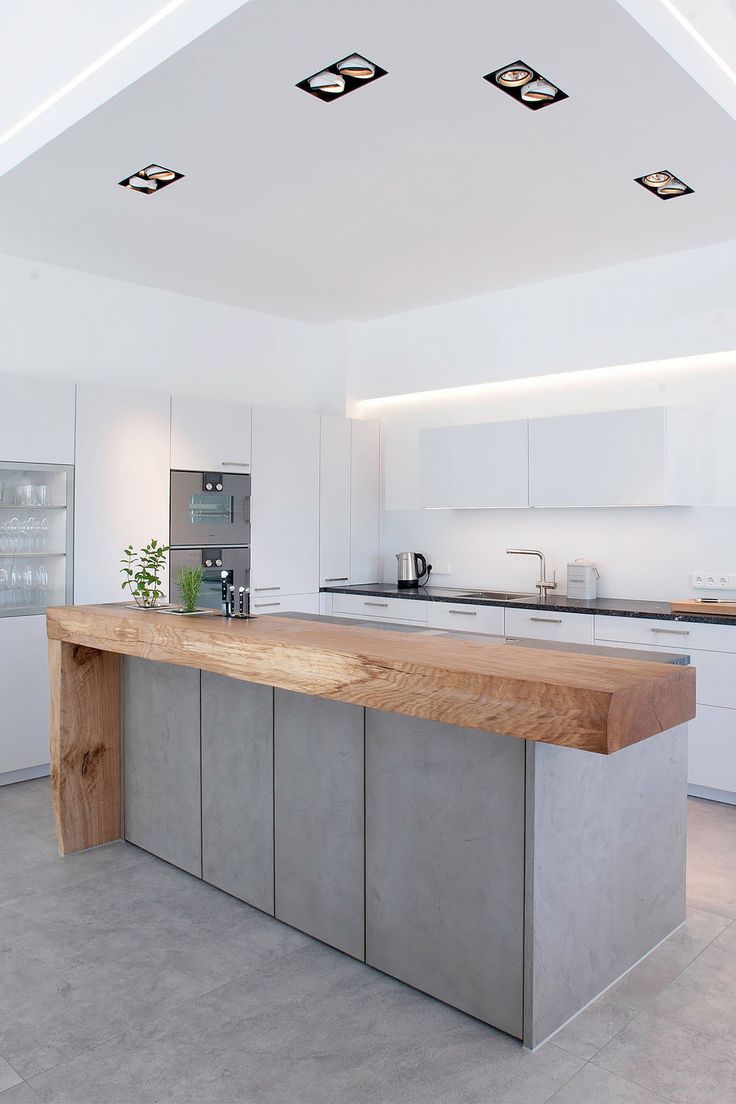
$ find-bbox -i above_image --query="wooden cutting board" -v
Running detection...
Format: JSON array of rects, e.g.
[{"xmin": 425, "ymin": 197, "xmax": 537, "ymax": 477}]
[{"xmin": 671, "ymin": 599, "xmax": 736, "ymax": 617}]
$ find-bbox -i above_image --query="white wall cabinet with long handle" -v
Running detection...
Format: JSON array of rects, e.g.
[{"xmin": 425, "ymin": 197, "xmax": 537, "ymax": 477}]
[
  {"xmin": 251, "ymin": 406, "xmax": 320, "ymax": 596},
  {"xmin": 171, "ymin": 394, "xmax": 252, "ymax": 473}
]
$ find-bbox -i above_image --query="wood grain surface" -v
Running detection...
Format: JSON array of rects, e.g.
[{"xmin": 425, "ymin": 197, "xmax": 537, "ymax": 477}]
[
  {"xmin": 671, "ymin": 599, "xmax": 736, "ymax": 617},
  {"xmin": 48, "ymin": 637, "xmax": 121, "ymax": 854},
  {"xmin": 48, "ymin": 604, "xmax": 695, "ymax": 756}
]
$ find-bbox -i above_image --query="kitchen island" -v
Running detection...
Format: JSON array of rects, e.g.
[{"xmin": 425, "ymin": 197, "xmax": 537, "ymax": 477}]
[{"xmin": 46, "ymin": 604, "xmax": 695, "ymax": 1048}]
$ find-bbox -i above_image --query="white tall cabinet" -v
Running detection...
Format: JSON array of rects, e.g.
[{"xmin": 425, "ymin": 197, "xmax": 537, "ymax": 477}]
[
  {"xmin": 0, "ymin": 376, "xmax": 76, "ymax": 783},
  {"xmin": 250, "ymin": 406, "xmax": 320, "ymax": 600},
  {"xmin": 319, "ymin": 417, "xmax": 380, "ymax": 588},
  {"xmin": 74, "ymin": 384, "xmax": 171, "ymax": 605}
]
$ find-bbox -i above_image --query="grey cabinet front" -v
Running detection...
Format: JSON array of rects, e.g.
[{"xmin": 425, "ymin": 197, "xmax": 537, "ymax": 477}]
[
  {"xmin": 365, "ymin": 710, "xmax": 526, "ymax": 1039},
  {"xmin": 274, "ymin": 690, "xmax": 364, "ymax": 959},
  {"xmin": 122, "ymin": 658, "xmax": 202, "ymax": 877},
  {"xmin": 201, "ymin": 673, "xmax": 274, "ymax": 914}
]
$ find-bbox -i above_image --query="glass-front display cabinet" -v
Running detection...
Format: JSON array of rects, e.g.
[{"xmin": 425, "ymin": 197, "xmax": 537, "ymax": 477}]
[{"xmin": 0, "ymin": 462, "xmax": 73, "ymax": 616}]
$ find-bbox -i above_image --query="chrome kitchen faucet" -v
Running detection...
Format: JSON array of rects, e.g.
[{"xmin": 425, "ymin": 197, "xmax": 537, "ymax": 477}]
[{"xmin": 506, "ymin": 548, "xmax": 557, "ymax": 599}]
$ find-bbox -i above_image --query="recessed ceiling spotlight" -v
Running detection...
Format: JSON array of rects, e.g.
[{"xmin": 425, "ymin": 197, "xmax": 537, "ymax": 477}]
[
  {"xmin": 635, "ymin": 169, "xmax": 693, "ymax": 200},
  {"xmin": 297, "ymin": 52, "xmax": 387, "ymax": 101},
  {"xmin": 484, "ymin": 60, "xmax": 567, "ymax": 110},
  {"xmin": 118, "ymin": 163, "xmax": 184, "ymax": 194}
]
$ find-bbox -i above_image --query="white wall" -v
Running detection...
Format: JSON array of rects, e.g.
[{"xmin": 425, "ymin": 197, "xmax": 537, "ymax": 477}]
[
  {"xmin": 0, "ymin": 251, "xmax": 347, "ymax": 413},
  {"xmin": 347, "ymin": 239, "xmax": 736, "ymax": 602}
]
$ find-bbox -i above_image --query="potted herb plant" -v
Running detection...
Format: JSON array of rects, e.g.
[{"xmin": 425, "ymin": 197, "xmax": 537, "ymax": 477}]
[
  {"xmin": 120, "ymin": 538, "xmax": 169, "ymax": 608},
  {"xmin": 175, "ymin": 564, "xmax": 206, "ymax": 614}
]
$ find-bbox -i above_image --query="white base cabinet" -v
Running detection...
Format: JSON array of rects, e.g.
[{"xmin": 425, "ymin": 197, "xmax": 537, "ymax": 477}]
[
  {"xmin": 426, "ymin": 602, "xmax": 504, "ymax": 635},
  {"xmin": 505, "ymin": 607, "xmax": 594, "ymax": 645},
  {"xmin": 595, "ymin": 615, "xmax": 736, "ymax": 802},
  {"xmin": 0, "ymin": 616, "xmax": 51, "ymax": 780},
  {"xmin": 251, "ymin": 593, "xmax": 320, "ymax": 616}
]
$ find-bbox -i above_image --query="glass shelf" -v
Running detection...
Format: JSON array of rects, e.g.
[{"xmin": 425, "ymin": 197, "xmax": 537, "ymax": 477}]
[
  {"xmin": 0, "ymin": 505, "xmax": 67, "ymax": 510},
  {"xmin": 0, "ymin": 552, "xmax": 67, "ymax": 557}
]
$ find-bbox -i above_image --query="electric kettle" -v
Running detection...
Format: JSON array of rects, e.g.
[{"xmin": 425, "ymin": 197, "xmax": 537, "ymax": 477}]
[{"xmin": 396, "ymin": 551, "xmax": 431, "ymax": 589}]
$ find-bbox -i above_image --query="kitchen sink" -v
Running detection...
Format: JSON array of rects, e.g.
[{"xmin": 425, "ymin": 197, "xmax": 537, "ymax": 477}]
[{"xmin": 455, "ymin": 590, "xmax": 535, "ymax": 601}]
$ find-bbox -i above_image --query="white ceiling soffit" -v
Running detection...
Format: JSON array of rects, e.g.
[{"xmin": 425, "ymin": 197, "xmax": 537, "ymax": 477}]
[
  {"xmin": 1, "ymin": 0, "xmax": 736, "ymax": 323},
  {"xmin": 0, "ymin": 0, "xmax": 252, "ymax": 178},
  {"xmin": 617, "ymin": 0, "xmax": 736, "ymax": 122}
]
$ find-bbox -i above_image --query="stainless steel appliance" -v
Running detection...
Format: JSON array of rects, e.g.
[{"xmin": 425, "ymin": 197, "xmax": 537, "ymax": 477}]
[
  {"xmin": 396, "ymin": 551, "xmax": 431, "ymax": 589},
  {"xmin": 170, "ymin": 469, "xmax": 250, "ymax": 548},
  {"xmin": 169, "ymin": 470, "xmax": 251, "ymax": 610}
]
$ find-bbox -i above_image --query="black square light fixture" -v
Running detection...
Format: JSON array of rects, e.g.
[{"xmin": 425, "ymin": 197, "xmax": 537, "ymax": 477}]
[
  {"xmin": 297, "ymin": 53, "xmax": 387, "ymax": 101},
  {"xmin": 483, "ymin": 60, "xmax": 567, "ymax": 110},
  {"xmin": 118, "ymin": 164, "xmax": 184, "ymax": 195},
  {"xmin": 635, "ymin": 170, "xmax": 693, "ymax": 200}
]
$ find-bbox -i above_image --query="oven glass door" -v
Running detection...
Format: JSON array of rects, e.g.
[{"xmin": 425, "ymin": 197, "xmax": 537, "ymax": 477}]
[{"xmin": 170, "ymin": 547, "xmax": 250, "ymax": 610}]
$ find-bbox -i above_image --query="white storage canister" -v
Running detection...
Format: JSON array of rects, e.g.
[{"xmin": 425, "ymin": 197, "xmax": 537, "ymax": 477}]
[{"xmin": 567, "ymin": 559, "xmax": 599, "ymax": 599}]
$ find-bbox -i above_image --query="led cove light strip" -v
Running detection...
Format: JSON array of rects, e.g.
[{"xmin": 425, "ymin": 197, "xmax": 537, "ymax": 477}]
[
  {"xmin": 0, "ymin": 0, "xmax": 188, "ymax": 149},
  {"xmin": 656, "ymin": 0, "xmax": 736, "ymax": 86},
  {"xmin": 355, "ymin": 350, "xmax": 736, "ymax": 412}
]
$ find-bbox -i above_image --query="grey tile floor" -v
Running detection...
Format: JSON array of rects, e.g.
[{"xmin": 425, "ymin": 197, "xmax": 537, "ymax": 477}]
[{"xmin": 0, "ymin": 781, "xmax": 734, "ymax": 1104}]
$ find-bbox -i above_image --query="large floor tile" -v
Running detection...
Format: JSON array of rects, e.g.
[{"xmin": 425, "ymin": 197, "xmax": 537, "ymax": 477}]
[
  {"xmin": 551, "ymin": 908, "xmax": 729, "ymax": 1060},
  {"xmin": 686, "ymin": 798, "xmax": 736, "ymax": 919},
  {"xmin": 0, "ymin": 780, "xmax": 145, "ymax": 910},
  {"xmin": 28, "ymin": 942, "xmax": 583, "ymax": 1104},
  {"xmin": 0, "ymin": 1086, "xmax": 42, "ymax": 1103},
  {"xmin": 0, "ymin": 1058, "xmax": 21, "ymax": 1094},
  {"xmin": 546, "ymin": 1062, "xmax": 672, "ymax": 1102},
  {"xmin": 596, "ymin": 1009, "xmax": 736, "ymax": 1104},
  {"xmin": 0, "ymin": 858, "xmax": 310, "ymax": 1079}
]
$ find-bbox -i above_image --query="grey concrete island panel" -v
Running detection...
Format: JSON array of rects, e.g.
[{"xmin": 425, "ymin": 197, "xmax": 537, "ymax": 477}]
[
  {"xmin": 122, "ymin": 658, "xmax": 202, "ymax": 878},
  {"xmin": 274, "ymin": 689, "xmax": 365, "ymax": 960},
  {"xmin": 201, "ymin": 673, "xmax": 275, "ymax": 915},
  {"xmin": 366, "ymin": 709, "xmax": 526, "ymax": 1039}
]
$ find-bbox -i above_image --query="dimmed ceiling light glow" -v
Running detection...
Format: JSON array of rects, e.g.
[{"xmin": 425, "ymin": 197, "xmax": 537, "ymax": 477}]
[
  {"xmin": 337, "ymin": 54, "xmax": 376, "ymax": 79},
  {"xmin": 635, "ymin": 169, "xmax": 693, "ymax": 199},
  {"xmin": 119, "ymin": 163, "xmax": 184, "ymax": 195},
  {"xmin": 484, "ymin": 60, "xmax": 567, "ymax": 110},
  {"xmin": 297, "ymin": 52, "xmax": 387, "ymax": 101}
]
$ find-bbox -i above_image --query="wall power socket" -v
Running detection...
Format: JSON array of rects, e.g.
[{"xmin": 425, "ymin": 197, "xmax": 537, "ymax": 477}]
[
  {"xmin": 431, "ymin": 561, "xmax": 451, "ymax": 575},
  {"xmin": 691, "ymin": 571, "xmax": 736, "ymax": 589}
]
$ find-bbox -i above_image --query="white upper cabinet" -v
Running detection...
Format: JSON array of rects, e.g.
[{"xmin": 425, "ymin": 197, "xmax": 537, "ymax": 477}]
[
  {"xmin": 251, "ymin": 406, "xmax": 320, "ymax": 596},
  {"xmin": 0, "ymin": 374, "xmax": 75, "ymax": 465},
  {"xmin": 75, "ymin": 384, "xmax": 171, "ymax": 605},
  {"xmin": 319, "ymin": 415, "xmax": 351, "ymax": 588},
  {"xmin": 420, "ymin": 421, "xmax": 529, "ymax": 509},
  {"xmin": 350, "ymin": 419, "xmax": 380, "ymax": 584},
  {"xmin": 529, "ymin": 408, "xmax": 695, "ymax": 508},
  {"xmin": 171, "ymin": 394, "xmax": 251, "ymax": 473}
]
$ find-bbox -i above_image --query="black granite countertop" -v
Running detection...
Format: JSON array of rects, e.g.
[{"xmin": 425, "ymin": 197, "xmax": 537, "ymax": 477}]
[
  {"xmin": 320, "ymin": 583, "xmax": 736, "ymax": 627},
  {"xmin": 272, "ymin": 611, "xmax": 689, "ymax": 664}
]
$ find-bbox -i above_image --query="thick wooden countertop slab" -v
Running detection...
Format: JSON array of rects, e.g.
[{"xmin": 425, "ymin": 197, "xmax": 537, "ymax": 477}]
[{"xmin": 47, "ymin": 604, "xmax": 695, "ymax": 756}]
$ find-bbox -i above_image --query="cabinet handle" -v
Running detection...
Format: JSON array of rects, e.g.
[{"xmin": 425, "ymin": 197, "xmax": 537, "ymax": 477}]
[
  {"xmin": 449, "ymin": 609, "xmax": 477, "ymax": 616},
  {"xmin": 255, "ymin": 601, "xmax": 281, "ymax": 608},
  {"xmin": 650, "ymin": 627, "xmax": 690, "ymax": 636},
  {"xmin": 221, "ymin": 461, "xmax": 250, "ymax": 468},
  {"xmin": 325, "ymin": 577, "xmax": 349, "ymax": 583},
  {"xmin": 364, "ymin": 601, "xmax": 389, "ymax": 607},
  {"xmin": 254, "ymin": 586, "xmax": 281, "ymax": 592},
  {"xmin": 529, "ymin": 617, "xmax": 563, "ymax": 624}
]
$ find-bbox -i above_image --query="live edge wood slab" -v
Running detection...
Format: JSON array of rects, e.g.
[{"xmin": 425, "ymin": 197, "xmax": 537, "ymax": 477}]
[{"xmin": 46, "ymin": 603, "xmax": 695, "ymax": 855}]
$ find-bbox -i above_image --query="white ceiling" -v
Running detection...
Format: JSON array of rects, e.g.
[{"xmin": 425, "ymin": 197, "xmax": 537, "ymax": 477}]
[{"xmin": 0, "ymin": 0, "xmax": 735, "ymax": 322}]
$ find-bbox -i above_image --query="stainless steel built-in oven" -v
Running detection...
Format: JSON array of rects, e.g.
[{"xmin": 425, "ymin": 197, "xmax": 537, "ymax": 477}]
[
  {"xmin": 170, "ymin": 470, "xmax": 251, "ymax": 548},
  {"xmin": 169, "ymin": 469, "xmax": 251, "ymax": 609},
  {"xmin": 169, "ymin": 546, "xmax": 251, "ymax": 611}
]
